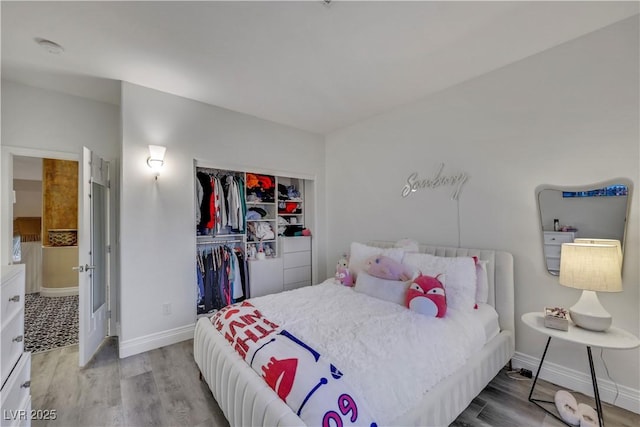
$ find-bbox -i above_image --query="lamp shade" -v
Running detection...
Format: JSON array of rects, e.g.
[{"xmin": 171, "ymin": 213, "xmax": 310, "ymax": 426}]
[
  {"xmin": 573, "ymin": 238, "xmax": 622, "ymax": 268},
  {"xmin": 559, "ymin": 243, "xmax": 622, "ymax": 293}
]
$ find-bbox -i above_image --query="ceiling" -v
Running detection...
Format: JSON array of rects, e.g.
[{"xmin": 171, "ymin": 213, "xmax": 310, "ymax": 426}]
[{"xmin": 2, "ymin": 1, "xmax": 638, "ymax": 134}]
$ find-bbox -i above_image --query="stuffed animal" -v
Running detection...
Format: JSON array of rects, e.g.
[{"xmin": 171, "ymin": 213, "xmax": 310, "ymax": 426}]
[
  {"xmin": 406, "ymin": 274, "xmax": 447, "ymax": 318},
  {"xmin": 335, "ymin": 267, "xmax": 353, "ymax": 287},
  {"xmin": 364, "ymin": 255, "xmax": 413, "ymax": 281},
  {"xmin": 336, "ymin": 254, "xmax": 348, "ymax": 270},
  {"xmin": 335, "ymin": 254, "xmax": 353, "ymax": 286}
]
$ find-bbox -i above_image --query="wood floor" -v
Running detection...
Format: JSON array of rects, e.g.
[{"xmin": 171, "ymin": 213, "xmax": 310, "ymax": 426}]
[{"xmin": 31, "ymin": 339, "xmax": 639, "ymax": 427}]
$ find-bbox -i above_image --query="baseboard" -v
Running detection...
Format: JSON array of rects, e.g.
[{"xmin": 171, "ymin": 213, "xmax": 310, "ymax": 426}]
[
  {"xmin": 512, "ymin": 351, "xmax": 640, "ymax": 414},
  {"xmin": 40, "ymin": 286, "xmax": 79, "ymax": 297},
  {"xmin": 118, "ymin": 323, "xmax": 195, "ymax": 359}
]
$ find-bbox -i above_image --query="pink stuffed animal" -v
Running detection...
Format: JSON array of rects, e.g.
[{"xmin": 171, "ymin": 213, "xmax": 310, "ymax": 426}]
[
  {"xmin": 406, "ymin": 274, "xmax": 447, "ymax": 318},
  {"xmin": 335, "ymin": 267, "xmax": 353, "ymax": 287},
  {"xmin": 335, "ymin": 254, "xmax": 353, "ymax": 286},
  {"xmin": 364, "ymin": 255, "xmax": 413, "ymax": 281}
]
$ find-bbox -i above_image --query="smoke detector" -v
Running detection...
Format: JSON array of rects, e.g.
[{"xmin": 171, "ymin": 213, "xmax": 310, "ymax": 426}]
[{"xmin": 35, "ymin": 38, "xmax": 64, "ymax": 55}]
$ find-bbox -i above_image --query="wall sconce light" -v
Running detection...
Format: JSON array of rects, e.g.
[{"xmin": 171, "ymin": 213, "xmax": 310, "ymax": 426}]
[{"xmin": 147, "ymin": 145, "xmax": 166, "ymax": 179}]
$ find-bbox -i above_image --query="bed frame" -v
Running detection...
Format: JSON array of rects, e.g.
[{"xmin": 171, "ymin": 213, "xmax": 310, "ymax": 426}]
[{"xmin": 194, "ymin": 243, "xmax": 515, "ymax": 426}]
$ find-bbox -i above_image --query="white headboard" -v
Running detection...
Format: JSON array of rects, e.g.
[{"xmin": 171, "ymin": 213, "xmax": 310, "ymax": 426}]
[{"xmin": 367, "ymin": 241, "xmax": 515, "ymax": 335}]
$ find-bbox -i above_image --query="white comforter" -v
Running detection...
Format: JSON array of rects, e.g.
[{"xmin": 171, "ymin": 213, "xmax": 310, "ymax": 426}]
[{"xmin": 250, "ymin": 279, "xmax": 486, "ymax": 425}]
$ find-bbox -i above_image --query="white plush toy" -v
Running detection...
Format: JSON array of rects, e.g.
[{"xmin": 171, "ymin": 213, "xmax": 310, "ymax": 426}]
[{"xmin": 335, "ymin": 254, "xmax": 353, "ymax": 286}]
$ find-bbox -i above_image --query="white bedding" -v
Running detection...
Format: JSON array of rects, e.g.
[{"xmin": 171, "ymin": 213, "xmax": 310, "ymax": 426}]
[
  {"xmin": 249, "ymin": 279, "xmax": 486, "ymax": 425},
  {"xmin": 476, "ymin": 302, "xmax": 500, "ymax": 342}
]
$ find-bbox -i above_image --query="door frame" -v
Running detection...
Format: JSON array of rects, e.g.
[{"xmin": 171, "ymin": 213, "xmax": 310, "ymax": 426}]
[{"xmin": 1, "ymin": 145, "xmax": 117, "ymax": 362}]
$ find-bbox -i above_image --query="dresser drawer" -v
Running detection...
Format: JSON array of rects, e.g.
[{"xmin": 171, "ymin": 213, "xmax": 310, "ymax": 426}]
[
  {"xmin": 1, "ymin": 312, "xmax": 24, "ymax": 387},
  {"xmin": 283, "ymin": 251, "xmax": 310, "ymax": 269},
  {"xmin": 1, "ymin": 267, "xmax": 25, "ymax": 326},
  {"xmin": 544, "ymin": 244, "xmax": 561, "ymax": 258},
  {"xmin": 283, "ymin": 266, "xmax": 311, "ymax": 286},
  {"xmin": 543, "ymin": 232, "xmax": 575, "ymax": 245},
  {"xmin": 1, "ymin": 352, "xmax": 31, "ymax": 427},
  {"xmin": 281, "ymin": 236, "xmax": 311, "ymax": 253},
  {"xmin": 546, "ymin": 258, "xmax": 561, "ymax": 272}
]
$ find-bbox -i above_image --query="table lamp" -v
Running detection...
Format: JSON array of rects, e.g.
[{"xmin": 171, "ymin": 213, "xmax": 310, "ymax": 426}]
[{"xmin": 559, "ymin": 243, "xmax": 622, "ymax": 331}]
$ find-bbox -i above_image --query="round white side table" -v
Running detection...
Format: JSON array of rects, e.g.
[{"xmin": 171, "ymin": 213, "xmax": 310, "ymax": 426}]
[{"xmin": 521, "ymin": 312, "xmax": 639, "ymax": 427}]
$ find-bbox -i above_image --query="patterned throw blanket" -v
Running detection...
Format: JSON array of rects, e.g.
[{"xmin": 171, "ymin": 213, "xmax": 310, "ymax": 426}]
[{"xmin": 211, "ymin": 301, "xmax": 377, "ymax": 427}]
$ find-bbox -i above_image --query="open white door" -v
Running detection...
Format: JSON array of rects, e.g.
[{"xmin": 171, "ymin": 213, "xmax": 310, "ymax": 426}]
[{"xmin": 77, "ymin": 147, "xmax": 110, "ymax": 367}]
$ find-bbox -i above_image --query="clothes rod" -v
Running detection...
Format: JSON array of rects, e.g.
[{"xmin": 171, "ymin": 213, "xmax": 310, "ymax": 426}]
[
  {"xmin": 196, "ymin": 167, "xmax": 244, "ymax": 176},
  {"xmin": 197, "ymin": 238, "xmax": 244, "ymax": 245}
]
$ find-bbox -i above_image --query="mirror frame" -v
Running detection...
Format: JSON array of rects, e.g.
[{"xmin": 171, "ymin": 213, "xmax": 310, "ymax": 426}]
[{"xmin": 535, "ymin": 177, "xmax": 632, "ymax": 276}]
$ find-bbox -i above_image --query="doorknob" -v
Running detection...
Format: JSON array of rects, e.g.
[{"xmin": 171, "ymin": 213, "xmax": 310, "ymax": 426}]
[{"xmin": 72, "ymin": 264, "xmax": 96, "ymax": 273}]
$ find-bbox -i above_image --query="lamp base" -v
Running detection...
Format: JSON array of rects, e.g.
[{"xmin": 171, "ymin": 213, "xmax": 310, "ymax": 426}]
[{"xmin": 569, "ymin": 290, "xmax": 612, "ymax": 332}]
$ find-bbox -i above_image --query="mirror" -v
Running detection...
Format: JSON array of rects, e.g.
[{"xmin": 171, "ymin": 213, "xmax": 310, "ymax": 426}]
[{"xmin": 536, "ymin": 178, "xmax": 632, "ymax": 275}]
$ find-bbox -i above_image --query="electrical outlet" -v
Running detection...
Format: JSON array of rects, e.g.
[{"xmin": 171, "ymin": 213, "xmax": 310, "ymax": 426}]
[{"xmin": 162, "ymin": 303, "xmax": 171, "ymax": 316}]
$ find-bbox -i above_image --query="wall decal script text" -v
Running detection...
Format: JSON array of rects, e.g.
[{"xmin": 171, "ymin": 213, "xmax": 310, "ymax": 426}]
[{"xmin": 401, "ymin": 163, "xmax": 468, "ymax": 200}]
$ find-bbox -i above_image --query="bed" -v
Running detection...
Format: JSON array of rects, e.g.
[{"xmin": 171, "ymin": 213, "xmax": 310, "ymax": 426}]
[{"xmin": 194, "ymin": 242, "xmax": 515, "ymax": 426}]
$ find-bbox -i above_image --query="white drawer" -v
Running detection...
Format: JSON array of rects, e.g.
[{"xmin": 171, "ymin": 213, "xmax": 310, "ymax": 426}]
[
  {"xmin": 1, "ymin": 267, "xmax": 25, "ymax": 326},
  {"xmin": 543, "ymin": 232, "xmax": 575, "ymax": 245},
  {"xmin": 1, "ymin": 312, "xmax": 24, "ymax": 387},
  {"xmin": 283, "ymin": 251, "xmax": 310, "ymax": 269},
  {"xmin": 1, "ymin": 352, "xmax": 31, "ymax": 427},
  {"xmin": 284, "ymin": 280, "xmax": 311, "ymax": 291},
  {"xmin": 284, "ymin": 266, "xmax": 311, "ymax": 285},
  {"xmin": 546, "ymin": 258, "xmax": 561, "ymax": 272},
  {"xmin": 544, "ymin": 244, "xmax": 561, "ymax": 258},
  {"xmin": 281, "ymin": 236, "xmax": 311, "ymax": 253}
]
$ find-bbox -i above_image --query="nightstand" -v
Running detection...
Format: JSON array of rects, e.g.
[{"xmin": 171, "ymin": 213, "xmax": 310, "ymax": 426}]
[{"xmin": 521, "ymin": 312, "xmax": 639, "ymax": 427}]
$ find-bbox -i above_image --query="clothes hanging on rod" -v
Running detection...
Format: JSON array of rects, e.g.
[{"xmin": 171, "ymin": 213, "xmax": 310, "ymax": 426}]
[
  {"xmin": 196, "ymin": 243, "xmax": 248, "ymax": 315},
  {"xmin": 197, "ymin": 170, "xmax": 246, "ymax": 236}
]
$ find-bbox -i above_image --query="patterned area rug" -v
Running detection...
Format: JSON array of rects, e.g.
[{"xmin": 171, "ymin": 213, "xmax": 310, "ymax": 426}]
[{"xmin": 24, "ymin": 293, "xmax": 79, "ymax": 353}]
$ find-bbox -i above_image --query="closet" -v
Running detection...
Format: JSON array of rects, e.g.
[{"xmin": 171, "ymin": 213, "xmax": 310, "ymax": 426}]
[{"xmin": 195, "ymin": 164, "xmax": 313, "ymax": 315}]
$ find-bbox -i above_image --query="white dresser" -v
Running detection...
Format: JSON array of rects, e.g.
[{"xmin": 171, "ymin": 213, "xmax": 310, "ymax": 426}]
[
  {"xmin": 1, "ymin": 264, "xmax": 32, "ymax": 427},
  {"xmin": 543, "ymin": 231, "xmax": 576, "ymax": 274},
  {"xmin": 282, "ymin": 236, "xmax": 311, "ymax": 291},
  {"xmin": 248, "ymin": 236, "xmax": 312, "ymax": 297}
]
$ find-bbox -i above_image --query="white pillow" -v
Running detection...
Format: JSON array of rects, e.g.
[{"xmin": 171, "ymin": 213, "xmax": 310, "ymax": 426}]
[
  {"xmin": 348, "ymin": 242, "xmax": 405, "ymax": 279},
  {"xmin": 354, "ymin": 271, "xmax": 410, "ymax": 306},
  {"xmin": 475, "ymin": 259, "xmax": 489, "ymax": 304},
  {"xmin": 402, "ymin": 252, "xmax": 477, "ymax": 312}
]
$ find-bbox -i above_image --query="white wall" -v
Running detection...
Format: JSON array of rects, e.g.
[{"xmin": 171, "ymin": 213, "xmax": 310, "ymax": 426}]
[
  {"xmin": 119, "ymin": 83, "xmax": 325, "ymax": 357},
  {"xmin": 326, "ymin": 17, "xmax": 639, "ymax": 410},
  {"xmin": 1, "ymin": 80, "xmax": 120, "ymax": 265},
  {"xmin": 13, "ymin": 179, "xmax": 42, "ymax": 218},
  {"xmin": 1, "ymin": 80, "xmax": 120, "ymax": 158}
]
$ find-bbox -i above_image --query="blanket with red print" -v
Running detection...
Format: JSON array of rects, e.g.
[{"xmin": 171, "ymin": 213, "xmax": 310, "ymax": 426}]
[{"xmin": 211, "ymin": 301, "xmax": 377, "ymax": 427}]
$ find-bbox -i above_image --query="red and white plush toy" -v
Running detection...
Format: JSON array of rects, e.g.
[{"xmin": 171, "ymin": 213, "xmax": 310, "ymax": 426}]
[{"xmin": 406, "ymin": 274, "xmax": 447, "ymax": 318}]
